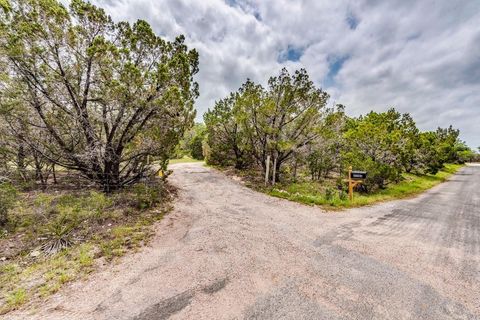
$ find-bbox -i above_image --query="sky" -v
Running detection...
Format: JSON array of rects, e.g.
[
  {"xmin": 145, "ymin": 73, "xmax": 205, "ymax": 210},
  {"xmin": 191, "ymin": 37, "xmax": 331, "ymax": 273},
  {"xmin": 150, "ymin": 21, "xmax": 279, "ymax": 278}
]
[{"xmin": 93, "ymin": 0, "xmax": 480, "ymax": 148}]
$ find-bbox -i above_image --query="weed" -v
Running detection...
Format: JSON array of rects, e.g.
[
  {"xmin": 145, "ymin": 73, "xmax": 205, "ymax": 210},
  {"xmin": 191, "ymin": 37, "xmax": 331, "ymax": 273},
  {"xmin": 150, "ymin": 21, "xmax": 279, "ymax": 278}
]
[
  {"xmin": 131, "ymin": 182, "xmax": 162, "ymax": 210},
  {"xmin": 77, "ymin": 244, "xmax": 94, "ymax": 268},
  {"xmin": 324, "ymin": 187, "xmax": 335, "ymax": 201},
  {"xmin": 0, "ymin": 182, "xmax": 17, "ymax": 226},
  {"xmin": 5, "ymin": 288, "xmax": 26, "ymax": 309}
]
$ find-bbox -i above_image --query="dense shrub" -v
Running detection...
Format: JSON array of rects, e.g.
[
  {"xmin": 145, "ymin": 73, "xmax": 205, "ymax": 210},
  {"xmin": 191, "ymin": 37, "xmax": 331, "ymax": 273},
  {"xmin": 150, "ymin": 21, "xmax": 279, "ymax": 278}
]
[
  {"xmin": 0, "ymin": 182, "xmax": 17, "ymax": 226},
  {"xmin": 131, "ymin": 182, "xmax": 163, "ymax": 210},
  {"xmin": 190, "ymin": 128, "xmax": 206, "ymax": 160}
]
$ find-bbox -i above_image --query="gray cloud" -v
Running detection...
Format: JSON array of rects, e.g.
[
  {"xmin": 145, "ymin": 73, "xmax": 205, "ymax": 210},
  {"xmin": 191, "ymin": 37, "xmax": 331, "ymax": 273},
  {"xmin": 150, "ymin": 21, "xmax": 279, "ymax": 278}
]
[{"xmin": 93, "ymin": 0, "xmax": 480, "ymax": 148}]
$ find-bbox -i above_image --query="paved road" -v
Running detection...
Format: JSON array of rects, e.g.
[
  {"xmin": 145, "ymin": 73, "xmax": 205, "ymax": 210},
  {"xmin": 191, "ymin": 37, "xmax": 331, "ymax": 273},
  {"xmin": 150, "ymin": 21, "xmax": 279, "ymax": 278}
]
[{"xmin": 7, "ymin": 163, "xmax": 480, "ymax": 319}]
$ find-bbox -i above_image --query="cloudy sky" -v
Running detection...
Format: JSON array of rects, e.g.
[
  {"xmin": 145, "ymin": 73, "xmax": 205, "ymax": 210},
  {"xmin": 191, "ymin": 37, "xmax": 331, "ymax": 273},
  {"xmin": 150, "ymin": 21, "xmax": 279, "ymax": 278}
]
[{"xmin": 93, "ymin": 0, "xmax": 479, "ymax": 148}]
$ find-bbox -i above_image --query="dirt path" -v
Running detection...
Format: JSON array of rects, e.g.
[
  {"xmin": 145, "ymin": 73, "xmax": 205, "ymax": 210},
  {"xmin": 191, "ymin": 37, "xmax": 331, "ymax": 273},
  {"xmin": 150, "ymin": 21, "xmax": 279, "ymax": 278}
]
[{"xmin": 6, "ymin": 163, "xmax": 480, "ymax": 319}]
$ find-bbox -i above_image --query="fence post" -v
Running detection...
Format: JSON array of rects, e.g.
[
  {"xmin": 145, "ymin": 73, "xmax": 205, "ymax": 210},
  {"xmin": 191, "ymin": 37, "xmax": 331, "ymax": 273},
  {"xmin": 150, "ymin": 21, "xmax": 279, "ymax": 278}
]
[
  {"xmin": 348, "ymin": 166, "xmax": 353, "ymax": 201},
  {"xmin": 272, "ymin": 157, "xmax": 277, "ymax": 185},
  {"xmin": 265, "ymin": 155, "xmax": 271, "ymax": 186}
]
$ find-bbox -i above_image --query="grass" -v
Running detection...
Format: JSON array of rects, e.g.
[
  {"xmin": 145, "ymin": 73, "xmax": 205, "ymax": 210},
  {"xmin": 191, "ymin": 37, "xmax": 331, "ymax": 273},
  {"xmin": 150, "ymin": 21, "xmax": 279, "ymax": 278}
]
[
  {"xmin": 0, "ymin": 181, "xmax": 171, "ymax": 314},
  {"xmin": 267, "ymin": 164, "xmax": 464, "ymax": 209},
  {"xmin": 169, "ymin": 156, "xmax": 204, "ymax": 164},
  {"xmin": 5, "ymin": 288, "xmax": 26, "ymax": 309}
]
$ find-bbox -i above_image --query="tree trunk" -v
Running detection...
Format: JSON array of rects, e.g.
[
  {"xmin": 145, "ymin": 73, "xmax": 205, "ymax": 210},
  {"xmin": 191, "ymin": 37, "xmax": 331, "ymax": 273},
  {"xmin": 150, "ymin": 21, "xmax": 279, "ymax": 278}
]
[
  {"xmin": 293, "ymin": 159, "xmax": 298, "ymax": 183},
  {"xmin": 16, "ymin": 143, "xmax": 27, "ymax": 181},
  {"xmin": 52, "ymin": 164, "xmax": 57, "ymax": 184}
]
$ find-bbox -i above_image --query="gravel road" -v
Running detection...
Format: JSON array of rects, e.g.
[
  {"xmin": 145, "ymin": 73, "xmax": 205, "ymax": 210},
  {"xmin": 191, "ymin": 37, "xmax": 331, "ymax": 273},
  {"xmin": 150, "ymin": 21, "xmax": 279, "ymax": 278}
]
[{"xmin": 6, "ymin": 163, "xmax": 480, "ymax": 320}]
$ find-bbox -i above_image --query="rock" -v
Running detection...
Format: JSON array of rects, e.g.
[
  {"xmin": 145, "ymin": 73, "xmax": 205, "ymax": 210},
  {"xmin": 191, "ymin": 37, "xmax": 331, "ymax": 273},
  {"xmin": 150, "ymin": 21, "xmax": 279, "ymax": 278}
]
[
  {"xmin": 30, "ymin": 250, "xmax": 41, "ymax": 258},
  {"xmin": 0, "ymin": 257, "xmax": 7, "ymax": 261}
]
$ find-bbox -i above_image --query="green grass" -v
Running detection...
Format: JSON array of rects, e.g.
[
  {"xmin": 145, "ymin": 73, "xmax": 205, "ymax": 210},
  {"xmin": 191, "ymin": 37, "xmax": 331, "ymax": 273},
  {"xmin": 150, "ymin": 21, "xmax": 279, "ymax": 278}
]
[
  {"xmin": 267, "ymin": 164, "xmax": 464, "ymax": 209},
  {"xmin": 169, "ymin": 156, "xmax": 204, "ymax": 164},
  {"xmin": 5, "ymin": 288, "xmax": 26, "ymax": 310}
]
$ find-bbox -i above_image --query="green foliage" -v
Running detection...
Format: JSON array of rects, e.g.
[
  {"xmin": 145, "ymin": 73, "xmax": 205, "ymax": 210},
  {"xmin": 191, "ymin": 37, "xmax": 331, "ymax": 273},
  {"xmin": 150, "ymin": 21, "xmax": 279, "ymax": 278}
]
[
  {"xmin": 324, "ymin": 187, "xmax": 335, "ymax": 201},
  {"xmin": 1, "ymin": 0, "xmax": 198, "ymax": 192},
  {"xmin": 5, "ymin": 288, "xmax": 26, "ymax": 309},
  {"xmin": 269, "ymin": 164, "xmax": 463, "ymax": 209},
  {"xmin": 0, "ymin": 182, "xmax": 17, "ymax": 226},
  {"xmin": 239, "ymin": 69, "xmax": 329, "ymax": 179},
  {"xmin": 207, "ymin": 67, "xmax": 473, "ymax": 192},
  {"xmin": 190, "ymin": 131, "xmax": 206, "ymax": 160},
  {"xmin": 306, "ymin": 106, "xmax": 346, "ymax": 180},
  {"xmin": 205, "ymin": 68, "xmax": 329, "ymax": 178},
  {"xmin": 131, "ymin": 182, "xmax": 162, "ymax": 210},
  {"xmin": 99, "ymin": 224, "xmax": 151, "ymax": 260},
  {"xmin": 342, "ymin": 109, "xmax": 411, "ymax": 191},
  {"xmin": 176, "ymin": 123, "xmax": 207, "ymax": 160},
  {"xmin": 169, "ymin": 156, "xmax": 204, "ymax": 164},
  {"xmin": 204, "ymin": 93, "xmax": 252, "ymax": 168}
]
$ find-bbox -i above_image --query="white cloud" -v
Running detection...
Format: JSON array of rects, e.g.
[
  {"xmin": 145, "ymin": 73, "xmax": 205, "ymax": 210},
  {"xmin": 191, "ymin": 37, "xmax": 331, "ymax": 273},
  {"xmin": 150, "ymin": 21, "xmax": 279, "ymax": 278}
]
[{"xmin": 93, "ymin": 0, "xmax": 480, "ymax": 147}]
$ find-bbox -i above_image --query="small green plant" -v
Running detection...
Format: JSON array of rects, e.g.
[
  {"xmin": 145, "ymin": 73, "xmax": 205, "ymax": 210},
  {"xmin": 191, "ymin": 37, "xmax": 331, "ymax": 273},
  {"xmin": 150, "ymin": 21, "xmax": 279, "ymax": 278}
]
[
  {"xmin": 40, "ymin": 211, "xmax": 78, "ymax": 255},
  {"xmin": 0, "ymin": 182, "xmax": 17, "ymax": 226},
  {"xmin": 132, "ymin": 182, "xmax": 162, "ymax": 210},
  {"xmin": 5, "ymin": 288, "xmax": 27, "ymax": 309},
  {"xmin": 324, "ymin": 187, "xmax": 335, "ymax": 201},
  {"xmin": 77, "ymin": 244, "xmax": 94, "ymax": 268}
]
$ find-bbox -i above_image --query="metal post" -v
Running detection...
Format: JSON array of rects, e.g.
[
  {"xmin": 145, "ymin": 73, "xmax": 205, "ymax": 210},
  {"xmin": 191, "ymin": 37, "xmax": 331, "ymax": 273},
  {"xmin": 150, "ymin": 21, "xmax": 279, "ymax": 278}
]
[{"xmin": 265, "ymin": 155, "xmax": 271, "ymax": 186}]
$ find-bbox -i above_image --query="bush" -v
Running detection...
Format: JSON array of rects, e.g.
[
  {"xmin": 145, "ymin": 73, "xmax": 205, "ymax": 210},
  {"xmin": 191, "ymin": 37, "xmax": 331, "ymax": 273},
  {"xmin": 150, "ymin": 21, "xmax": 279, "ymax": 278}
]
[
  {"xmin": 0, "ymin": 182, "xmax": 17, "ymax": 226},
  {"xmin": 190, "ymin": 134, "xmax": 205, "ymax": 160},
  {"xmin": 338, "ymin": 189, "xmax": 348, "ymax": 201},
  {"xmin": 324, "ymin": 187, "xmax": 335, "ymax": 201},
  {"xmin": 131, "ymin": 182, "xmax": 163, "ymax": 210},
  {"xmin": 307, "ymin": 150, "xmax": 335, "ymax": 181}
]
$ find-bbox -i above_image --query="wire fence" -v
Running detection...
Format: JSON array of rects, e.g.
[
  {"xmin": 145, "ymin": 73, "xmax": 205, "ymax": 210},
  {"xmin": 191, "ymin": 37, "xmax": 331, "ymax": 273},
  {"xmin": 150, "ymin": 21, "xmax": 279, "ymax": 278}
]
[{"xmin": 1, "ymin": 167, "xmax": 166, "ymax": 193}]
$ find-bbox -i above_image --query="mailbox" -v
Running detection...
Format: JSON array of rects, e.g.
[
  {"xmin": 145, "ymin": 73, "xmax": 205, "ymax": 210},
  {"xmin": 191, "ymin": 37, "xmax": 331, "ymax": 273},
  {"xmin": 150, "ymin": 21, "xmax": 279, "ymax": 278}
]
[{"xmin": 350, "ymin": 171, "xmax": 367, "ymax": 180}]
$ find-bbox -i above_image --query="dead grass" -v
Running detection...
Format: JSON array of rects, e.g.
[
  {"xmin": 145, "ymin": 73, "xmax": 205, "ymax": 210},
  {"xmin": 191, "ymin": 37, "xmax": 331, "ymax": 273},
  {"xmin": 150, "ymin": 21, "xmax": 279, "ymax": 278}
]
[{"xmin": 0, "ymin": 180, "xmax": 174, "ymax": 315}]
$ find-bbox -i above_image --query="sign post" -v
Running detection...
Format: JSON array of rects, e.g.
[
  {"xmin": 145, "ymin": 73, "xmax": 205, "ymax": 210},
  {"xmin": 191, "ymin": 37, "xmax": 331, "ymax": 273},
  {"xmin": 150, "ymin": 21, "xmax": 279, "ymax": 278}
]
[{"xmin": 345, "ymin": 166, "xmax": 367, "ymax": 201}]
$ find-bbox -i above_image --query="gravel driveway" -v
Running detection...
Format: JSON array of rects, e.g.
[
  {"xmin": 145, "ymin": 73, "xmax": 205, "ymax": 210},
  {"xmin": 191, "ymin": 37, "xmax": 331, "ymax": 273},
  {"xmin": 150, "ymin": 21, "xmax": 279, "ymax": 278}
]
[{"xmin": 6, "ymin": 163, "xmax": 480, "ymax": 320}]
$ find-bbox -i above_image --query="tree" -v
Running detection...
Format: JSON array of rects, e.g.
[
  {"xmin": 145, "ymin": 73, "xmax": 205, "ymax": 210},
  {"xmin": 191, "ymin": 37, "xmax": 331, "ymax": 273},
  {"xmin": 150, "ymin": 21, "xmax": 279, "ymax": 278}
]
[
  {"xmin": 189, "ymin": 125, "xmax": 206, "ymax": 160},
  {"xmin": 343, "ymin": 109, "xmax": 411, "ymax": 191},
  {"xmin": 176, "ymin": 123, "xmax": 206, "ymax": 160},
  {"xmin": 454, "ymin": 141, "xmax": 475, "ymax": 163},
  {"xmin": 307, "ymin": 105, "xmax": 347, "ymax": 180},
  {"xmin": 238, "ymin": 68, "xmax": 329, "ymax": 180},
  {"xmin": 0, "ymin": 182, "xmax": 16, "ymax": 226},
  {"xmin": 204, "ymin": 93, "xmax": 252, "ymax": 168},
  {"xmin": 1, "ymin": 0, "xmax": 198, "ymax": 192},
  {"xmin": 416, "ymin": 131, "xmax": 444, "ymax": 174},
  {"xmin": 435, "ymin": 126, "xmax": 461, "ymax": 164}
]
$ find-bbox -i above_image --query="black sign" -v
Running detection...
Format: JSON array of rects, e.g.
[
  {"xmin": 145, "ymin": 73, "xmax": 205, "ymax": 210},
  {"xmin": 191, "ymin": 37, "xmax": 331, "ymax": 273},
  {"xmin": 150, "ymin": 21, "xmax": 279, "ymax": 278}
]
[{"xmin": 350, "ymin": 171, "xmax": 367, "ymax": 180}]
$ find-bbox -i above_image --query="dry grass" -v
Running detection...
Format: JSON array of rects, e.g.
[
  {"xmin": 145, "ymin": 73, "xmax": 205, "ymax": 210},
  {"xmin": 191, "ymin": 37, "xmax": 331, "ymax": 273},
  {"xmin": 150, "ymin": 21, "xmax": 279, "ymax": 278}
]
[{"xmin": 0, "ymin": 181, "xmax": 173, "ymax": 314}]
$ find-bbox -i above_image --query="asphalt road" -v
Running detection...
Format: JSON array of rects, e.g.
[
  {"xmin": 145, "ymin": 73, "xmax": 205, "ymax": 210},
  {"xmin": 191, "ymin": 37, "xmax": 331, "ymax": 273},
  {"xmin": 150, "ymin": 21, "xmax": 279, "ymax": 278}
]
[{"xmin": 6, "ymin": 163, "xmax": 480, "ymax": 320}]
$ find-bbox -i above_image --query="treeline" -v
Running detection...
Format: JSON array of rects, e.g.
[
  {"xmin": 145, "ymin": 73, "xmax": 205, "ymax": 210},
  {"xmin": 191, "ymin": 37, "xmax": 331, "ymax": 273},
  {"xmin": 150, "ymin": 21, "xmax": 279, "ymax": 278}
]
[
  {"xmin": 0, "ymin": 0, "xmax": 476, "ymax": 199},
  {"xmin": 203, "ymin": 68, "xmax": 476, "ymax": 192},
  {"xmin": 0, "ymin": 0, "xmax": 198, "ymax": 192}
]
